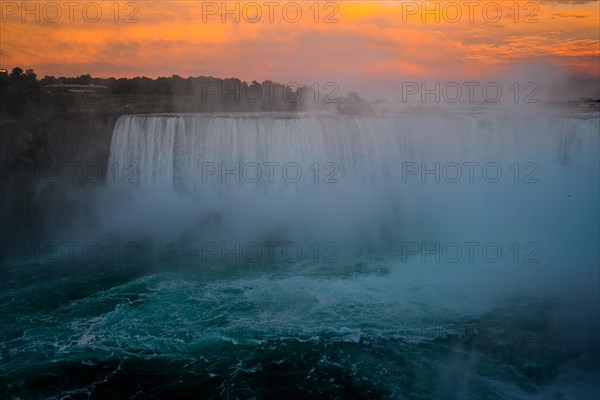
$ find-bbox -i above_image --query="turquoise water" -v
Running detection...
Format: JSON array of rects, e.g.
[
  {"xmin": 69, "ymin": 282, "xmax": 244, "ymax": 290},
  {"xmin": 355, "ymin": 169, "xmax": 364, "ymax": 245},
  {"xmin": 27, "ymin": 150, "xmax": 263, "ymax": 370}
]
[
  {"xmin": 1, "ymin": 109, "xmax": 599, "ymax": 399},
  {"xmin": 2, "ymin": 255, "xmax": 598, "ymax": 399}
]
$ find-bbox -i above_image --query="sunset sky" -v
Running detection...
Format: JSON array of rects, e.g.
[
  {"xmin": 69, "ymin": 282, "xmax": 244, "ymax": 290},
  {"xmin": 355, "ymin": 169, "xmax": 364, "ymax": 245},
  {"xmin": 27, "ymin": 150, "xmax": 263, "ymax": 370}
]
[{"xmin": 1, "ymin": 1, "xmax": 599, "ymax": 97}]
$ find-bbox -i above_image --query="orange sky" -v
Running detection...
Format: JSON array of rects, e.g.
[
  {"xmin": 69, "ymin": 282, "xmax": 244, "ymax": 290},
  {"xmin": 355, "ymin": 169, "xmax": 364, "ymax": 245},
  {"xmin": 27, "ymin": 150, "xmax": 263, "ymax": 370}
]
[{"xmin": 1, "ymin": 1, "xmax": 598, "ymax": 93}]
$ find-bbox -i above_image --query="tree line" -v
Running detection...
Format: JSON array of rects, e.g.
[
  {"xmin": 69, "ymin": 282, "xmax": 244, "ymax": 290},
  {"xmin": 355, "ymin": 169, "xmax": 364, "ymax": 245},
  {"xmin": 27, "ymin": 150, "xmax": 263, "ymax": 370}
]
[{"xmin": 0, "ymin": 67, "xmax": 340, "ymax": 119}]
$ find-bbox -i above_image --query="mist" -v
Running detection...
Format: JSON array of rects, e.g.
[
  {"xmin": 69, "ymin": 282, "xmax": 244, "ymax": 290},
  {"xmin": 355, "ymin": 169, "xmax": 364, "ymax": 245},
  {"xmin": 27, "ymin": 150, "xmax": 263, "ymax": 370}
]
[{"xmin": 1, "ymin": 1, "xmax": 599, "ymax": 394}]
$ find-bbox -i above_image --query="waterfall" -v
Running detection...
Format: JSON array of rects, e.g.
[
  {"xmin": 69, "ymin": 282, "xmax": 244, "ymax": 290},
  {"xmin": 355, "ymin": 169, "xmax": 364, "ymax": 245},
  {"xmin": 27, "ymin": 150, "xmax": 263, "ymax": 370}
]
[{"xmin": 105, "ymin": 110, "xmax": 599, "ymax": 257}]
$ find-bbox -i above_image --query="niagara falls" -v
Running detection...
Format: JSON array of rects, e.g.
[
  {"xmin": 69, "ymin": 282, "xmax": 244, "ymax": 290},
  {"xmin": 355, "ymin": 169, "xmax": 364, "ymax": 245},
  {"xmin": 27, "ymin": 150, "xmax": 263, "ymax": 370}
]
[{"xmin": 1, "ymin": 1, "xmax": 599, "ymax": 399}]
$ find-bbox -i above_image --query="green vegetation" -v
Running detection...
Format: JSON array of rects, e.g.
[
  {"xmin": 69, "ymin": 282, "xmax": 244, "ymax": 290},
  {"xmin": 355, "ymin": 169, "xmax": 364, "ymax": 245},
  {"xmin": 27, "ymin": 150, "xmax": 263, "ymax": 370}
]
[{"xmin": 0, "ymin": 68, "xmax": 340, "ymax": 121}]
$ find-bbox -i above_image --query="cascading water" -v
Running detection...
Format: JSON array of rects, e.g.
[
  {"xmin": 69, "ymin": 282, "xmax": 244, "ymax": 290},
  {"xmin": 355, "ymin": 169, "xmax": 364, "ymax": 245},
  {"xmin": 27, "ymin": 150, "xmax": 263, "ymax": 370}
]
[
  {"xmin": 105, "ymin": 110, "xmax": 599, "ymax": 257},
  {"xmin": 2, "ymin": 107, "xmax": 599, "ymax": 399}
]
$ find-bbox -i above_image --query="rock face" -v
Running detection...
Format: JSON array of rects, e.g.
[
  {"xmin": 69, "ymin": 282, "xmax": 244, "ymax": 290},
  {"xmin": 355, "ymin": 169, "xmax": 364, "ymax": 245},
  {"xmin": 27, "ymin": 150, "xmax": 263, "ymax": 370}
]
[
  {"xmin": 335, "ymin": 93, "xmax": 377, "ymax": 116},
  {"xmin": 1, "ymin": 117, "xmax": 34, "ymax": 243},
  {"xmin": 1, "ymin": 114, "xmax": 117, "ymax": 244}
]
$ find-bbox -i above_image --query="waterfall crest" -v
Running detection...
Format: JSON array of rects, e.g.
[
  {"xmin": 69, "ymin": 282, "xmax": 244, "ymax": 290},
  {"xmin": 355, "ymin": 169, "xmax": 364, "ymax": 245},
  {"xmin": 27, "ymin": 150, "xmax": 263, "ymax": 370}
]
[{"xmin": 105, "ymin": 111, "xmax": 599, "ymax": 256}]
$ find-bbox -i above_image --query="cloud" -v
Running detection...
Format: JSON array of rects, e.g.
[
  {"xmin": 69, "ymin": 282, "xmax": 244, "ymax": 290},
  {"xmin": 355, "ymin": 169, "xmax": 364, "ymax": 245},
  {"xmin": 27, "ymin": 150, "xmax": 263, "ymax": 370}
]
[
  {"xmin": 541, "ymin": 0, "xmax": 599, "ymax": 4},
  {"xmin": 0, "ymin": 0, "xmax": 597, "ymax": 85},
  {"xmin": 551, "ymin": 11, "xmax": 593, "ymax": 18}
]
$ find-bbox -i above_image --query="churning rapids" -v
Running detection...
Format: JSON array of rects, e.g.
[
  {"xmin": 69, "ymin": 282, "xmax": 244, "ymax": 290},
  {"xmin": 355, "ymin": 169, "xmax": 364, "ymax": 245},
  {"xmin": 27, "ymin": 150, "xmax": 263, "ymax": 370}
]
[{"xmin": 1, "ymin": 106, "xmax": 599, "ymax": 399}]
